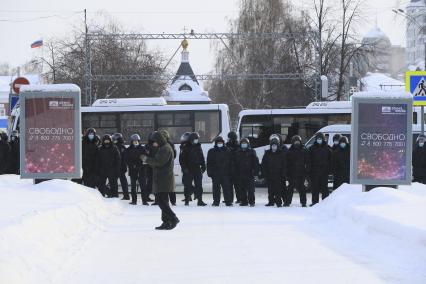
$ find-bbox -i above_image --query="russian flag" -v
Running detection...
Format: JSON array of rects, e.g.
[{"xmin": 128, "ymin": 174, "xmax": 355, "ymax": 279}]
[{"xmin": 31, "ymin": 39, "xmax": 43, "ymax": 48}]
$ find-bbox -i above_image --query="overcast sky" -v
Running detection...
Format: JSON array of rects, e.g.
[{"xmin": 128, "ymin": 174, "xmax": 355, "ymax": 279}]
[{"xmin": 0, "ymin": 0, "xmax": 412, "ymax": 75}]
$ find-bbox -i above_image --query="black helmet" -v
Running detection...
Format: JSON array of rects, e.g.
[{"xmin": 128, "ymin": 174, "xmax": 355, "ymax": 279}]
[
  {"xmin": 11, "ymin": 130, "xmax": 19, "ymax": 138},
  {"xmin": 189, "ymin": 132, "xmax": 200, "ymax": 143},
  {"xmin": 339, "ymin": 136, "xmax": 349, "ymax": 144},
  {"xmin": 417, "ymin": 134, "xmax": 426, "ymax": 143},
  {"xmin": 86, "ymin": 128, "xmax": 96, "ymax": 135},
  {"xmin": 291, "ymin": 135, "xmax": 302, "ymax": 144},
  {"xmin": 269, "ymin": 134, "xmax": 281, "ymax": 146},
  {"xmin": 214, "ymin": 136, "xmax": 225, "ymax": 144},
  {"xmin": 228, "ymin": 131, "xmax": 238, "ymax": 141},
  {"xmin": 333, "ymin": 133, "xmax": 342, "ymax": 142},
  {"xmin": 112, "ymin": 133, "xmax": 124, "ymax": 144},
  {"xmin": 102, "ymin": 134, "xmax": 112, "ymax": 144},
  {"xmin": 240, "ymin": 138, "xmax": 250, "ymax": 146},
  {"xmin": 130, "ymin": 134, "xmax": 141, "ymax": 142},
  {"xmin": 315, "ymin": 132, "xmax": 326, "ymax": 141},
  {"xmin": 180, "ymin": 132, "xmax": 191, "ymax": 143}
]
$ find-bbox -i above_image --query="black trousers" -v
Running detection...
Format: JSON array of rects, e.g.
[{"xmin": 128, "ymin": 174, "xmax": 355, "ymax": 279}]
[
  {"xmin": 119, "ymin": 173, "xmax": 129, "ymax": 198},
  {"xmin": 82, "ymin": 172, "xmax": 98, "ymax": 189},
  {"xmin": 156, "ymin": 192, "xmax": 177, "ymax": 224},
  {"xmin": 266, "ymin": 177, "xmax": 283, "ymax": 206},
  {"xmin": 333, "ymin": 173, "xmax": 349, "ymax": 190},
  {"xmin": 185, "ymin": 171, "xmax": 204, "ymax": 201},
  {"xmin": 212, "ymin": 175, "xmax": 232, "ymax": 204},
  {"xmin": 130, "ymin": 173, "xmax": 148, "ymax": 203},
  {"xmin": 98, "ymin": 176, "xmax": 119, "ymax": 197},
  {"xmin": 413, "ymin": 175, "xmax": 426, "ymax": 184},
  {"xmin": 231, "ymin": 176, "xmax": 243, "ymax": 202},
  {"xmin": 146, "ymin": 167, "xmax": 153, "ymax": 194},
  {"xmin": 287, "ymin": 176, "xmax": 306, "ymax": 206},
  {"xmin": 182, "ymin": 172, "xmax": 194, "ymax": 200},
  {"xmin": 310, "ymin": 171, "xmax": 329, "ymax": 205},
  {"xmin": 238, "ymin": 177, "xmax": 255, "ymax": 205}
]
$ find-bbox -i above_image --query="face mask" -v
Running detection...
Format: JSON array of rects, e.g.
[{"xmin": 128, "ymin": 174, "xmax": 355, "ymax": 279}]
[
  {"xmin": 316, "ymin": 139, "xmax": 323, "ymax": 145},
  {"xmin": 340, "ymin": 143, "xmax": 346, "ymax": 149},
  {"xmin": 419, "ymin": 142, "xmax": 425, "ymax": 147},
  {"xmin": 11, "ymin": 137, "xmax": 15, "ymax": 141},
  {"xmin": 153, "ymin": 142, "xmax": 159, "ymax": 147},
  {"xmin": 241, "ymin": 143, "xmax": 248, "ymax": 149},
  {"xmin": 193, "ymin": 139, "xmax": 199, "ymax": 144},
  {"xmin": 132, "ymin": 141, "xmax": 139, "ymax": 146},
  {"xmin": 334, "ymin": 141, "xmax": 339, "ymax": 145},
  {"xmin": 293, "ymin": 141, "xmax": 301, "ymax": 146},
  {"xmin": 88, "ymin": 134, "xmax": 95, "ymax": 140},
  {"xmin": 271, "ymin": 144, "xmax": 278, "ymax": 152},
  {"xmin": 217, "ymin": 143, "xmax": 224, "ymax": 148}
]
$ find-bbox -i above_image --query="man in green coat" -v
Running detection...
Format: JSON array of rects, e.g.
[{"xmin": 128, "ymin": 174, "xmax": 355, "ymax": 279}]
[{"xmin": 141, "ymin": 131, "xmax": 179, "ymax": 230}]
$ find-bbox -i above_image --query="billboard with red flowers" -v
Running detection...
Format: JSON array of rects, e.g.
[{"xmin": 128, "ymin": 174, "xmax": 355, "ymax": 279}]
[
  {"xmin": 351, "ymin": 96, "xmax": 412, "ymax": 185},
  {"xmin": 20, "ymin": 86, "xmax": 81, "ymax": 179}
]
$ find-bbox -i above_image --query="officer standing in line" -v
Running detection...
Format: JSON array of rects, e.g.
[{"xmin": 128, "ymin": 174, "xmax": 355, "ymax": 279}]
[
  {"xmin": 81, "ymin": 128, "xmax": 100, "ymax": 188},
  {"xmin": 159, "ymin": 130, "xmax": 177, "ymax": 206},
  {"xmin": 181, "ymin": 132, "xmax": 207, "ymax": 206},
  {"xmin": 8, "ymin": 130, "xmax": 20, "ymax": 174},
  {"xmin": 226, "ymin": 131, "xmax": 240, "ymax": 203},
  {"xmin": 96, "ymin": 134, "xmax": 121, "ymax": 197},
  {"xmin": 179, "ymin": 132, "xmax": 193, "ymax": 205},
  {"xmin": 112, "ymin": 133, "xmax": 130, "ymax": 200},
  {"xmin": 308, "ymin": 132, "xmax": 331, "ymax": 206},
  {"xmin": 333, "ymin": 136, "xmax": 350, "ymax": 189},
  {"xmin": 207, "ymin": 136, "xmax": 233, "ymax": 206},
  {"xmin": 0, "ymin": 131, "xmax": 10, "ymax": 175},
  {"xmin": 234, "ymin": 138, "xmax": 259, "ymax": 207},
  {"xmin": 331, "ymin": 133, "xmax": 342, "ymax": 190},
  {"xmin": 261, "ymin": 135, "xmax": 286, "ymax": 207},
  {"xmin": 412, "ymin": 134, "xmax": 426, "ymax": 184},
  {"xmin": 124, "ymin": 134, "xmax": 149, "ymax": 205},
  {"xmin": 286, "ymin": 135, "xmax": 308, "ymax": 207}
]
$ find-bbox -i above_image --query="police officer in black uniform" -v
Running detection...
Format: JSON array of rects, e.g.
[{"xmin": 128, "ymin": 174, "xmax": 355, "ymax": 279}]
[
  {"xmin": 8, "ymin": 130, "xmax": 20, "ymax": 174},
  {"xmin": 179, "ymin": 132, "xmax": 193, "ymax": 205},
  {"xmin": 261, "ymin": 135, "xmax": 286, "ymax": 207},
  {"xmin": 124, "ymin": 134, "xmax": 149, "ymax": 205},
  {"xmin": 234, "ymin": 138, "xmax": 259, "ymax": 207},
  {"xmin": 226, "ymin": 131, "xmax": 240, "ymax": 203},
  {"xmin": 0, "ymin": 131, "xmax": 10, "ymax": 175},
  {"xmin": 207, "ymin": 136, "xmax": 233, "ymax": 206},
  {"xmin": 286, "ymin": 135, "xmax": 308, "ymax": 207},
  {"xmin": 308, "ymin": 132, "xmax": 331, "ymax": 206},
  {"xmin": 181, "ymin": 132, "xmax": 207, "ymax": 206},
  {"xmin": 331, "ymin": 133, "xmax": 342, "ymax": 190},
  {"xmin": 413, "ymin": 134, "xmax": 426, "ymax": 184},
  {"xmin": 81, "ymin": 128, "xmax": 100, "ymax": 188},
  {"xmin": 96, "ymin": 134, "xmax": 121, "ymax": 197},
  {"xmin": 112, "ymin": 133, "xmax": 130, "ymax": 200},
  {"xmin": 333, "ymin": 136, "xmax": 350, "ymax": 189}
]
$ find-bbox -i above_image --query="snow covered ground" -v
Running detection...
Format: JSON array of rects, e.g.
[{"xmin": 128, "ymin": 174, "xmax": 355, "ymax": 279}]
[{"xmin": 0, "ymin": 175, "xmax": 425, "ymax": 284}]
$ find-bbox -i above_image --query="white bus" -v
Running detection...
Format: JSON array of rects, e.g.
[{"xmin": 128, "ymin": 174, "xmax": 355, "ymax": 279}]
[
  {"xmin": 9, "ymin": 97, "xmax": 231, "ymax": 186},
  {"xmin": 237, "ymin": 101, "xmax": 424, "ymax": 159}
]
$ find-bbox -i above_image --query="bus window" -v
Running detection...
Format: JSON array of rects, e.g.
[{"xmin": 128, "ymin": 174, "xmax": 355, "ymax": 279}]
[
  {"xmin": 273, "ymin": 115, "xmax": 327, "ymax": 144},
  {"xmin": 121, "ymin": 113, "xmax": 155, "ymax": 142},
  {"xmin": 82, "ymin": 113, "xmax": 118, "ymax": 137},
  {"xmin": 194, "ymin": 111, "xmax": 220, "ymax": 143},
  {"xmin": 328, "ymin": 114, "xmax": 351, "ymax": 125},
  {"xmin": 240, "ymin": 115, "xmax": 273, "ymax": 148},
  {"xmin": 158, "ymin": 112, "xmax": 192, "ymax": 143}
]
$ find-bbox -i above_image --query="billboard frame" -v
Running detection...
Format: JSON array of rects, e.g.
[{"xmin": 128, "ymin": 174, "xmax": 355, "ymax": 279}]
[
  {"xmin": 19, "ymin": 90, "xmax": 82, "ymax": 179},
  {"xmin": 350, "ymin": 96, "xmax": 412, "ymax": 186}
]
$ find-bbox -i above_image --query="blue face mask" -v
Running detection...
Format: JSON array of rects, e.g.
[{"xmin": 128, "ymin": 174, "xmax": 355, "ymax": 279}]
[
  {"xmin": 241, "ymin": 143, "xmax": 248, "ymax": 149},
  {"xmin": 271, "ymin": 144, "xmax": 278, "ymax": 152},
  {"xmin": 193, "ymin": 139, "xmax": 199, "ymax": 144},
  {"xmin": 316, "ymin": 139, "xmax": 323, "ymax": 145},
  {"xmin": 419, "ymin": 142, "xmax": 425, "ymax": 147},
  {"xmin": 217, "ymin": 143, "xmax": 224, "ymax": 148},
  {"xmin": 88, "ymin": 134, "xmax": 95, "ymax": 140},
  {"xmin": 340, "ymin": 143, "xmax": 346, "ymax": 149}
]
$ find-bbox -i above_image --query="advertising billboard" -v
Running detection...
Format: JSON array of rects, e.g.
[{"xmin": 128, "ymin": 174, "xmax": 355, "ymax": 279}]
[
  {"xmin": 20, "ymin": 85, "xmax": 81, "ymax": 179},
  {"xmin": 351, "ymin": 96, "xmax": 412, "ymax": 185}
]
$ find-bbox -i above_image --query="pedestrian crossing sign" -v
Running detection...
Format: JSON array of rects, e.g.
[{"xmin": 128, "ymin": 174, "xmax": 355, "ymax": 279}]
[{"xmin": 406, "ymin": 71, "xmax": 426, "ymax": 106}]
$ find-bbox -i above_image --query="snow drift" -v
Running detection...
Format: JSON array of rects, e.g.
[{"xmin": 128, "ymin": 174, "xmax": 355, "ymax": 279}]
[{"xmin": 0, "ymin": 175, "xmax": 121, "ymax": 284}]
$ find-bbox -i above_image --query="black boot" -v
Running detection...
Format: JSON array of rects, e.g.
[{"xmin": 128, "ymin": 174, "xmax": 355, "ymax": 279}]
[
  {"xmin": 129, "ymin": 201, "xmax": 137, "ymax": 205},
  {"xmin": 121, "ymin": 196, "xmax": 130, "ymax": 201},
  {"xmin": 265, "ymin": 203, "xmax": 274, "ymax": 207},
  {"xmin": 169, "ymin": 218, "xmax": 180, "ymax": 230},
  {"xmin": 155, "ymin": 223, "xmax": 171, "ymax": 230},
  {"xmin": 212, "ymin": 202, "xmax": 219, "ymax": 207},
  {"xmin": 197, "ymin": 200, "xmax": 207, "ymax": 206},
  {"xmin": 239, "ymin": 202, "xmax": 248, "ymax": 206}
]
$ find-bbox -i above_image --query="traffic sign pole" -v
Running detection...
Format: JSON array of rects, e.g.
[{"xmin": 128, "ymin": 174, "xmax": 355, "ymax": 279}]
[{"xmin": 422, "ymin": 106, "xmax": 424, "ymax": 135}]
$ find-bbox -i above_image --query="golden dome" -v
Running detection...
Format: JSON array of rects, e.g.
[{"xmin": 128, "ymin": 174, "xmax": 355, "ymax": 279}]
[{"xmin": 181, "ymin": 39, "xmax": 189, "ymax": 50}]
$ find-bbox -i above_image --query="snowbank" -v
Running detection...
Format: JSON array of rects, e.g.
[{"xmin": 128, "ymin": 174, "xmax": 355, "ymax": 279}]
[{"xmin": 0, "ymin": 175, "xmax": 121, "ymax": 284}]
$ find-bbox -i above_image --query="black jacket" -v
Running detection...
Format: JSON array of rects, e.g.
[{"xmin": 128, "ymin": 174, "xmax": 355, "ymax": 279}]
[
  {"xmin": 234, "ymin": 148, "xmax": 259, "ymax": 177},
  {"xmin": 0, "ymin": 140, "xmax": 11, "ymax": 174},
  {"xmin": 181, "ymin": 143, "xmax": 206, "ymax": 174},
  {"xmin": 82, "ymin": 135, "xmax": 100, "ymax": 175},
  {"xmin": 413, "ymin": 145, "xmax": 426, "ymax": 179},
  {"xmin": 261, "ymin": 148, "xmax": 286, "ymax": 181},
  {"xmin": 115, "ymin": 142, "xmax": 128, "ymax": 174},
  {"xmin": 124, "ymin": 144, "xmax": 146, "ymax": 178},
  {"xmin": 207, "ymin": 145, "xmax": 233, "ymax": 178},
  {"xmin": 96, "ymin": 144, "xmax": 121, "ymax": 178},
  {"xmin": 333, "ymin": 145, "xmax": 350, "ymax": 181},
  {"xmin": 286, "ymin": 144, "xmax": 308, "ymax": 178},
  {"xmin": 308, "ymin": 142, "xmax": 332, "ymax": 175}
]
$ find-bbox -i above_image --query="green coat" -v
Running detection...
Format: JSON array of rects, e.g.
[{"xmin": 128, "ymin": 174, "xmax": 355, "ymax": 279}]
[{"xmin": 144, "ymin": 132, "xmax": 175, "ymax": 193}]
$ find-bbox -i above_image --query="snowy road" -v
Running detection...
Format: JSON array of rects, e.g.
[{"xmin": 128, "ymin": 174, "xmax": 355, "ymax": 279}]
[{"xmin": 56, "ymin": 191, "xmax": 425, "ymax": 284}]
